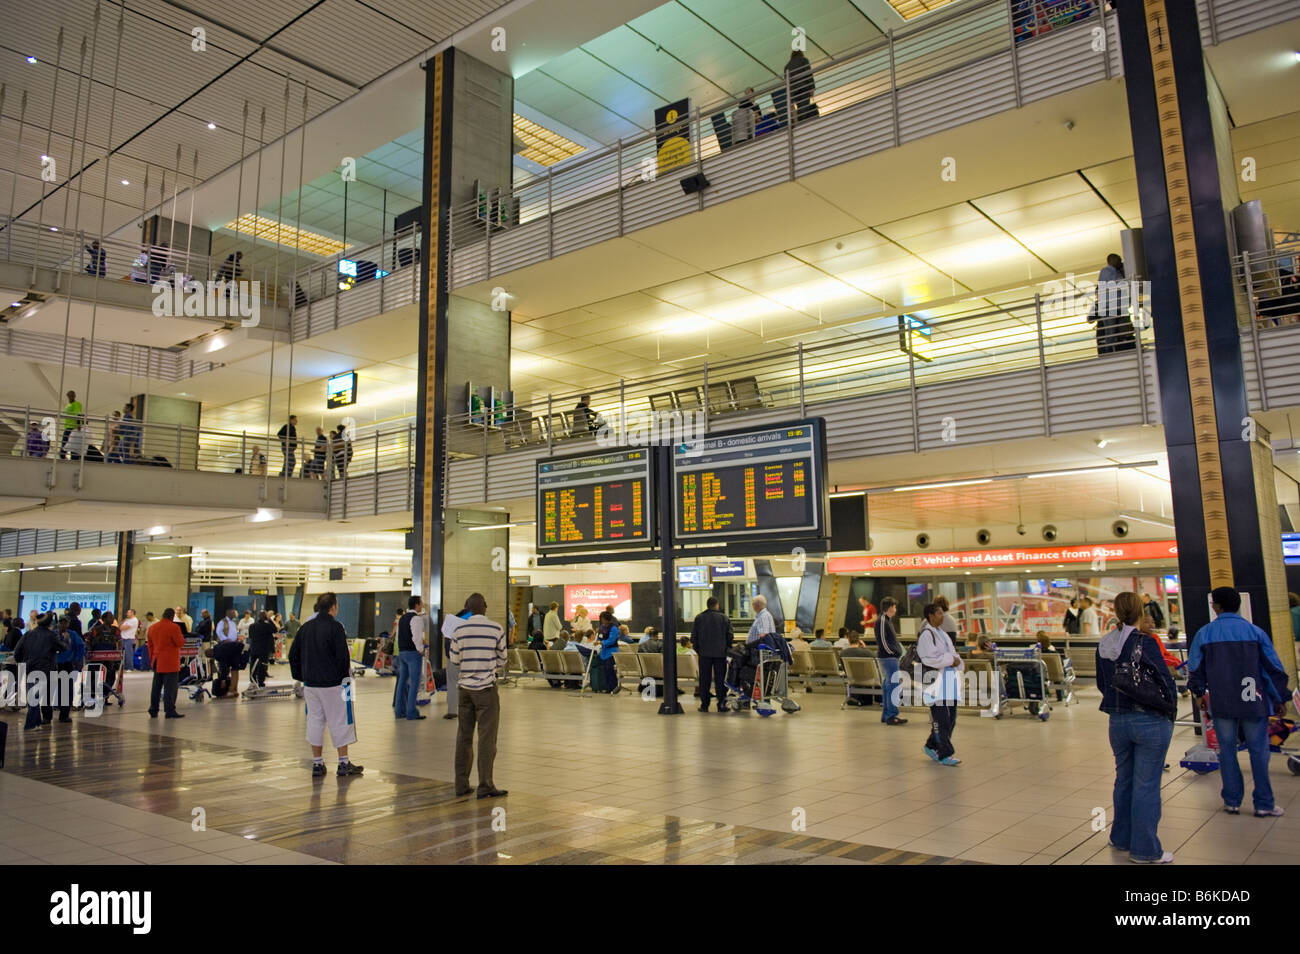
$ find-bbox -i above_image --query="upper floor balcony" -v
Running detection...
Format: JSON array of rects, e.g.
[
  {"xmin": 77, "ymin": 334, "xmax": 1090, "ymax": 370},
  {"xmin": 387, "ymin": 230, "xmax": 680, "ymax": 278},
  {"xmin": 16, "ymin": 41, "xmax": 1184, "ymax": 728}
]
[{"xmin": 443, "ymin": 0, "xmax": 1296, "ymax": 291}]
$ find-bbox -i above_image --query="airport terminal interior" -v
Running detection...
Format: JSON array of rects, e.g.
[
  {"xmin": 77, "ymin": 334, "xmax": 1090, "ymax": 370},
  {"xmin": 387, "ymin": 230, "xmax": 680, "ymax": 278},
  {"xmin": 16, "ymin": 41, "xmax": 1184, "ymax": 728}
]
[{"xmin": 1, "ymin": 0, "xmax": 1300, "ymax": 873}]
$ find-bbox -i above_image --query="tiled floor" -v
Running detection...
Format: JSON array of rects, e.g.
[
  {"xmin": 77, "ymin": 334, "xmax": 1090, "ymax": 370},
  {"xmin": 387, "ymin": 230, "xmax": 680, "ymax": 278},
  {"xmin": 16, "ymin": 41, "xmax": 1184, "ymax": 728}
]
[{"xmin": 2, "ymin": 668, "xmax": 1298, "ymax": 864}]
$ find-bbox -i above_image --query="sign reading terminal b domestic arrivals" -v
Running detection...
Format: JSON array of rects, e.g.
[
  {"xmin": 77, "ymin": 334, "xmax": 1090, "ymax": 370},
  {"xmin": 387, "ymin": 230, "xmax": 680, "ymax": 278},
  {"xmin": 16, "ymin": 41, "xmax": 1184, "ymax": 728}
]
[
  {"xmin": 829, "ymin": 540, "xmax": 1179, "ymax": 573},
  {"xmin": 673, "ymin": 420, "xmax": 827, "ymax": 542},
  {"xmin": 536, "ymin": 449, "xmax": 653, "ymax": 554}
]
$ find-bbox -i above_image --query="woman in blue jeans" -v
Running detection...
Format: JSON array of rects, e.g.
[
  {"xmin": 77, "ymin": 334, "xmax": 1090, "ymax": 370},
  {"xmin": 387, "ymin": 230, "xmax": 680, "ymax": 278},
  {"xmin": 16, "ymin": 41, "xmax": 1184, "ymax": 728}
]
[{"xmin": 1095, "ymin": 591, "xmax": 1178, "ymax": 864}]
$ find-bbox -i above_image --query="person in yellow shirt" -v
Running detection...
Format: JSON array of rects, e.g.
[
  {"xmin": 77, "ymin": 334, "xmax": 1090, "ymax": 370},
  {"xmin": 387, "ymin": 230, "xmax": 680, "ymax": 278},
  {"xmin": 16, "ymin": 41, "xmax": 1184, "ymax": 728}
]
[{"xmin": 60, "ymin": 390, "xmax": 83, "ymax": 458}]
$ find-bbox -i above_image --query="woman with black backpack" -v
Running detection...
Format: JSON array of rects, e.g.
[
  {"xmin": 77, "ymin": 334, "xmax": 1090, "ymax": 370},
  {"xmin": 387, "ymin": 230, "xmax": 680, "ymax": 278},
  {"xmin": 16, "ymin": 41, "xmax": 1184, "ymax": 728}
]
[{"xmin": 1096, "ymin": 591, "xmax": 1178, "ymax": 864}]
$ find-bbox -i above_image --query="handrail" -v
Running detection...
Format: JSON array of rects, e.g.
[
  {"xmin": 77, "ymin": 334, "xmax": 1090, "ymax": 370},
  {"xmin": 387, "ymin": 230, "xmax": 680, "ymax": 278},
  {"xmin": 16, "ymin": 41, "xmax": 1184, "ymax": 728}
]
[{"xmin": 444, "ymin": 0, "xmax": 1080, "ymax": 258}]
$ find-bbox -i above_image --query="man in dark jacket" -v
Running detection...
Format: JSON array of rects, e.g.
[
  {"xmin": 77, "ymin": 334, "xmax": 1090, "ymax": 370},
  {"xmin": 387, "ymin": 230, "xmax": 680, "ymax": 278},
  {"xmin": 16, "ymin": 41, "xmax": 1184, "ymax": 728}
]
[
  {"xmin": 1188, "ymin": 587, "xmax": 1292, "ymax": 818},
  {"xmin": 691, "ymin": 597, "xmax": 733, "ymax": 712},
  {"xmin": 246, "ymin": 611, "xmax": 277, "ymax": 687},
  {"xmin": 14, "ymin": 613, "xmax": 67, "ymax": 729},
  {"xmin": 875, "ymin": 597, "xmax": 907, "ymax": 726},
  {"xmin": 289, "ymin": 592, "xmax": 362, "ymax": 777}
]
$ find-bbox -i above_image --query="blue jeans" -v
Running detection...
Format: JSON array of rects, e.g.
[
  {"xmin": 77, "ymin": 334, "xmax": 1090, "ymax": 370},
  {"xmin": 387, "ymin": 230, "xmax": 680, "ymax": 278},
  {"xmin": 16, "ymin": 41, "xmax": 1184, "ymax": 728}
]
[
  {"xmin": 394, "ymin": 651, "xmax": 423, "ymax": 718},
  {"xmin": 1213, "ymin": 716, "xmax": 1274, "ymax": 812},
  {"xmin": 1108, "ymin": 710, "xmax": 1174, "ymax": 861},
  {"xmin": 879, "ymin": 657, "xmax": 900, "ymax": 722},
  {"xmin": 120, "ymin": 638, "xmax": 135, "ymax": 670}
]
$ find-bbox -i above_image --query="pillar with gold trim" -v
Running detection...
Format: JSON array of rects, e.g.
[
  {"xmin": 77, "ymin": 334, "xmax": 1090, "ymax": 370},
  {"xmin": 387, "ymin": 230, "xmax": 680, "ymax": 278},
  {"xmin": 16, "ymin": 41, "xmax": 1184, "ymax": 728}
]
[
  {"xmin": 1116, "ymin": 0, "xmax": 1296, "ymax": 684},
  {"xmin": 413, "ymin": 48, "xmax": 515, "ymax": 662}
]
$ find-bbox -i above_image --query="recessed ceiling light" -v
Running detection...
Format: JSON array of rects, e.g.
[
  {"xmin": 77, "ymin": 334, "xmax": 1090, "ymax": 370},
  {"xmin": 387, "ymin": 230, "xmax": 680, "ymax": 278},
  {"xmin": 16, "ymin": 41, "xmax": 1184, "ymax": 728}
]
[
  {"xmin": 49, "ymin": 227, "xmax": 57, "ymax": 232},
  {"xmin": 25, "ymin": 55, "xmax": 37, "ymax": 64},
  {"xmin": 1095, "ymin": 438, "xmax": 1109, "ymax": 448},
  {"xmin": 10, "ymin": 301, "xmax": 20, "ymax": 308},
  {"xmin": 121, "ymin": 179, "xmax": 130, "ymax": 185},
  {"xmin": 207, "ymin": 122, "xmax": 217, "ymax": 130}
]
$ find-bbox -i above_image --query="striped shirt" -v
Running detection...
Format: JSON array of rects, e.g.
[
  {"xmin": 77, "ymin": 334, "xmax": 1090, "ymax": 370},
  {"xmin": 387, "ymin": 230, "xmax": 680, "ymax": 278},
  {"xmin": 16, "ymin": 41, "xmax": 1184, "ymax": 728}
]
[
  {"xmin": 747, "ymin": 608, "xmax": 775, "ymax": 644},
  {"xmin": 448, "ymin": 614, "xmax": 507, "ymax": 690}
]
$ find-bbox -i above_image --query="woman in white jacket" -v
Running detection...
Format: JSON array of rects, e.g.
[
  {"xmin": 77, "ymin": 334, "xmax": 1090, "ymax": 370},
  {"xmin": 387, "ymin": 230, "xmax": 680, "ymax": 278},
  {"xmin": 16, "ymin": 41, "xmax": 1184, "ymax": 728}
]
[{"xmin": 918, "ymin": 602, "xmax": 964, "ymax": 766}]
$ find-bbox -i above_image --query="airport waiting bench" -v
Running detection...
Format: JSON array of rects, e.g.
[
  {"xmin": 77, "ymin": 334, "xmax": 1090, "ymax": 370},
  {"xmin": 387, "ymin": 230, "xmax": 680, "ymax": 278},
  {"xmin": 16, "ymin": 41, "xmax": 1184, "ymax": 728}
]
[{"xmin": 505, "ymin": 647, "xmax": 700, "ymax": 693}]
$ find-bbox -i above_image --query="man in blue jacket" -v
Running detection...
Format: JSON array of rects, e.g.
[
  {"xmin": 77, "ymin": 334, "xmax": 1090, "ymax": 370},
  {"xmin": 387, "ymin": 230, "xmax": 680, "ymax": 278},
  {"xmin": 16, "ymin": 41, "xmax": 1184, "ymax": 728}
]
[{"xmin": 1188, "ymin": 586, "xmax": 1292, "ymax": 818}]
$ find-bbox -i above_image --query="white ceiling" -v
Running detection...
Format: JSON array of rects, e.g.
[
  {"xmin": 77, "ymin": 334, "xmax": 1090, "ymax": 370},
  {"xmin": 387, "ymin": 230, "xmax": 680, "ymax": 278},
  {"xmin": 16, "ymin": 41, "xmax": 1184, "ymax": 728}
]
[{"xmin": 0, "ymin": 0, "xmax": 516, "ymax": 243}]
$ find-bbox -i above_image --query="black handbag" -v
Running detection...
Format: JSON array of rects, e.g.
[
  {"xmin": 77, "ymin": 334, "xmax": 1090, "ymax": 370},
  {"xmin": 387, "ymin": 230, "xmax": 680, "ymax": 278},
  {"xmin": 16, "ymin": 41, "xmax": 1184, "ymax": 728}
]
[{"xmin": 1112, "ymin": 632, "xmax": 1175, "ymax": 715}]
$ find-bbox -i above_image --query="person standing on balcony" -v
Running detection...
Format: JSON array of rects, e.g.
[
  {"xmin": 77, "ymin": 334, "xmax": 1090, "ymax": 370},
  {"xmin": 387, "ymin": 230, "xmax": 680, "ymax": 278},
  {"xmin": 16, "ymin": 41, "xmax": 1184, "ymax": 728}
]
[
  {"xmin": 119, "ymin": 402, "xmax": 140, "ymax": 460},
  {"xmin": 65, "ymin": 418, "xmax": 90, "ymax": 462},
  {"xmin": 1089, "ymin": 253, "xmax": 1134, "ymax": 354},
  {"xmin": 59, "ymin": 391, "xmax": 82, "ymax": 458},
  {"xmin": 784, "ymin": 50, "xmax": 817, "ymax": 123},
  {"xmin": 571, "ymin": 395, "xmax": 604, "ymax": 434},
  {"xmin": 277, "ymin": 414, "xmax": 299, "ymax": 477},
  {"xmin": 248, "ymin": 446, "xmax": 267, "ymax": 476},
  {"xmin": 84, "ymin": 240, "xmax": 107, "ymax": 277},
  {"xmin": 731, "ymin": 88, "xmax": 758, "ymax": 146},
  {"xmin": 25, "ymin": 422, "xmax": 49, "ymax": 459}
]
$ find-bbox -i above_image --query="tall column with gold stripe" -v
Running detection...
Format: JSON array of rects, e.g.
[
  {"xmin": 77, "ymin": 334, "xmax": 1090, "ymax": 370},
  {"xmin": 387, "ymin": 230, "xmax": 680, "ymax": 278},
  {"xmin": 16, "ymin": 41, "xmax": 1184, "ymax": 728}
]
[
  {"xmin": 413, "ymin": 51, "xmax": 454, "ymax": 639},
  {"xmin": 1117, "ymin": 0, "xmax": 1294, "ymax": 676}
]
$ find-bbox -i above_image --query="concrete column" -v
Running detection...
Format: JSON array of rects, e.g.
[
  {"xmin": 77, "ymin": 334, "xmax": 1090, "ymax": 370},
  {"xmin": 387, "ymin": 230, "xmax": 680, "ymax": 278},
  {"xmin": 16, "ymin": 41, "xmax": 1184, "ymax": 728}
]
[
  {"xmin": 1116, "ymin": 0, "xmax": 1289, "ymax": 645},
  {"xmin": 0, "ymin": 563, "xmax": 20, "ymax": 617},
  {"xmin": 135, "ymin": 394, "xmax": 201, "ymax": 470},
  {"xmin": 122, "ymin": 542, "xmax": 192, "ymax": 620},
  {"xmin": 413, "ymin": 48, "xmax": 514, "ymax": 633}
]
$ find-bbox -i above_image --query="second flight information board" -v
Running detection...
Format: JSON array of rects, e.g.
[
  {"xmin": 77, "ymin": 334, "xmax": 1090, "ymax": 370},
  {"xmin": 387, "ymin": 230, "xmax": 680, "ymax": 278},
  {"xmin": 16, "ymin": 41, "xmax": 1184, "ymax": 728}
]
[
  {"xmin": 537, "ymin": 449, "xmax": 653, "ymax": 553},
  {"xmin": 672, "ymin": 420, "xmax": 826, "ymax": 542}
]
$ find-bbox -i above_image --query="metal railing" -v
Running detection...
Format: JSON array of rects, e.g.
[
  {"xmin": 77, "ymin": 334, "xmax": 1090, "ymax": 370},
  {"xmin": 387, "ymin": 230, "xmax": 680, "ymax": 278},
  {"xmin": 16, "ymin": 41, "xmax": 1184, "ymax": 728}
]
[
  {"xmin": 444, "ymin": 0, "xmax": 1111, "ymax": 286},
  {"xmin": 442, "ymin": 288, "xmax": 1156, "ymax": 464},
  {"xmin": 3, "ymin": 405, "xmax": 414, "ymax": 486},
  {"xmin": 0, "ymin": 216, "xmax": 279, "ymax": 304}
]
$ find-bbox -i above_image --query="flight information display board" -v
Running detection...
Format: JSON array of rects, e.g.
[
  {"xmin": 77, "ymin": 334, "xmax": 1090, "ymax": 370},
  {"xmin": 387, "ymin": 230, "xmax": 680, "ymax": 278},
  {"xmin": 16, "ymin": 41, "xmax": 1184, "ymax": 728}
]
[
  {"xmin": 672, "ymin": 420, "xmax": 826, "ymax": 542},
  {"xmin": 537, "ymin": 449, "xmax": 653, "ymax": 553}
]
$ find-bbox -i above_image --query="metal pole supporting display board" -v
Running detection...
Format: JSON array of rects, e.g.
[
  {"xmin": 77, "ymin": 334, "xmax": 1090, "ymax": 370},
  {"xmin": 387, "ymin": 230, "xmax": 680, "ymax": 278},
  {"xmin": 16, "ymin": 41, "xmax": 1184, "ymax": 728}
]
[{"xmin": 657, "ymin": 445, "xmax": 682, "ymax": 715}]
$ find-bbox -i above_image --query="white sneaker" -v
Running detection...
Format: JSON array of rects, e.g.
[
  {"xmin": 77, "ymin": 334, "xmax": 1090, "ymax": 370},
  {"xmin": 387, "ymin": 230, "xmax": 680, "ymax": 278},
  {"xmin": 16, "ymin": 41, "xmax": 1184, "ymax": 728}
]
[
  {"xmin": 1130, "ymin": 851, "xmax": 1174, "ymax": 864},
  {"xmin": 1254, "ymin": 806, "xmax": 1284, "ymax": 818}
]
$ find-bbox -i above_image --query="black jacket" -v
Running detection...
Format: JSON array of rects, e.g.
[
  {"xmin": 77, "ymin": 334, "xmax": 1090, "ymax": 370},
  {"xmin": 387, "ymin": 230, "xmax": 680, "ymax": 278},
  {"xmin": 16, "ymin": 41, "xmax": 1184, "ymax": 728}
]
[
  {"xmin": 691, "ymin": 609, "xmax": 733, "ymax": 657},
  {"xmin": 288, "ymin": 614, "xmax": 351, "ymax": 687},
  {"xmin": 195, "ymin": 616, "xmax": 213, "ymax": 640},
  {"xmin": 248, "ymin": 619, "xmax": 276, "ymax": 658},
  {"xmin": 15, "ymin": 625, "xmax": 67, "ymax": 673},
  {"xmin": 875, "ymin": 615, "xmax": 902, "ymax": 658}
]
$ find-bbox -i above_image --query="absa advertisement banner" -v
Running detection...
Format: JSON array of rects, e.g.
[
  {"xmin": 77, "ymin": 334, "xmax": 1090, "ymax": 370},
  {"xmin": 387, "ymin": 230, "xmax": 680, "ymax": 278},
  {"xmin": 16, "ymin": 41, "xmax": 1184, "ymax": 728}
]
[
  {"xmin": 565, "ymin": 584, "xmax": 631, "ymax": 621},
  {"xmin": 828, "ymin": 541, "xmax": 1178, "ymax": 573}
]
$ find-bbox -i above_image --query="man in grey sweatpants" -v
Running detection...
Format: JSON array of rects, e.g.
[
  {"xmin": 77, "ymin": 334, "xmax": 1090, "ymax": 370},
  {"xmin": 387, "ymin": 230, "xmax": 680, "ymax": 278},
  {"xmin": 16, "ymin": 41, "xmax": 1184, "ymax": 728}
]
[{"xmin": 440, "ymin": 604, "xmax": 466, "ymax": 720}]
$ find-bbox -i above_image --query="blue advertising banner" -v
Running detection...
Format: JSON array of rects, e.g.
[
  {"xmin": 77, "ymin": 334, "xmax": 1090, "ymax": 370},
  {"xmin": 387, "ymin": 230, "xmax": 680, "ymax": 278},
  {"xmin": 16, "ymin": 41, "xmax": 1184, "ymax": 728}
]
[{"xmin": 20, "ymin": 591, "xmax": 113, "ymax": 627}]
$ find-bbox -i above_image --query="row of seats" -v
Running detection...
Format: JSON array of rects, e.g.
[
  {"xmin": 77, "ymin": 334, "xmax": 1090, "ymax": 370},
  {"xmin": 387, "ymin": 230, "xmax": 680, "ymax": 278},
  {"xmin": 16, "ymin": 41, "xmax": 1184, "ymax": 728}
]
[
  {"xmin": 505, "ymin": 648, "xmax": 700, "ymax": 690},
  {"xmin": 496, "ymin": 376, "xmax": 768, "ymax": 449}
]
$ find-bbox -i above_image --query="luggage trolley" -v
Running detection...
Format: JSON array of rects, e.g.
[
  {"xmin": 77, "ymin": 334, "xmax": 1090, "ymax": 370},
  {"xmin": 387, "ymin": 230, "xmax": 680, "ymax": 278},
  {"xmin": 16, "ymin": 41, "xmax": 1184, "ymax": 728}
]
[
  {"xmin": 726, "ymin": 641, "xmax": 801, "ymax": 716},
  {"xmin": 177, "ymin": 645, "xmax": 211, "ymax": 702},
  {"xmin": 84, "ymin": 648, "xmax": 126, "ymax": 708},
  {"xmin": 994, "ymin": 647, "xmax": 1051, "ymax": 721},
  {"xmin": 1181, "ymin": 688, "xmax": 1300, "ymax": 777}
]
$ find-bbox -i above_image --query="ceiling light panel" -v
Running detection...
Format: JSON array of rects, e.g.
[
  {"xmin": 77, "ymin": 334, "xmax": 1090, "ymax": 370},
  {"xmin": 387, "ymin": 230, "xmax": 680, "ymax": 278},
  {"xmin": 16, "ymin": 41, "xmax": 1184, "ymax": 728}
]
[{"xmin": 222, "ymin": 213, "xmax": 348, "ymax": 257}]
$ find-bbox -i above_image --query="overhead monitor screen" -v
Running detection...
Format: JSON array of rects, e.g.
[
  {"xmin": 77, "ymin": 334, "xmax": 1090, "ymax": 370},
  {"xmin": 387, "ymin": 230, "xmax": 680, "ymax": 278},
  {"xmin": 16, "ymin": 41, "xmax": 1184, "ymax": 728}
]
[
  {"xmin": 677, "ymin": 565, "xmax": 710, "ymax": 588},
  {"xmin": 1283, "ymin": 533, "xmax": 1300, "ymax": 566},
  {"xmin": 537, "ymin": 449, "xmax": 652, "ymax": 553},
  {"xmin": 326, "ymin": 371, "xmax": 357, "ymax": 409},
  {"xmin": 672, "ymin": 420, "xmax": 826, "ymax": 543}
]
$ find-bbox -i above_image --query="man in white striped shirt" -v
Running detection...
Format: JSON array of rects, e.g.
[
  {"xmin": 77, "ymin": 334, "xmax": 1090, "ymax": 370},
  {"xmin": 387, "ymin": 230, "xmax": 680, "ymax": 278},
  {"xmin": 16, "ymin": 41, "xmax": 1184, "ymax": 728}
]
[{"xmin": 448, "ymin": 592, "xmax": 508, "ymax": 799}]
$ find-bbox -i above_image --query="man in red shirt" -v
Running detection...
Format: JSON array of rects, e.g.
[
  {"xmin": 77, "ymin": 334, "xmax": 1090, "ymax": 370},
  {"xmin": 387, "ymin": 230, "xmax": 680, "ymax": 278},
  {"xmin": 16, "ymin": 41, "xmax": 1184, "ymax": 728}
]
[
  {"xmin": 859, "ymin": 596, "xmax": 878, "ymax": 634},
  {"xmin": 147, "ymin": 607, "xmax": 187, "ymax": 719}
]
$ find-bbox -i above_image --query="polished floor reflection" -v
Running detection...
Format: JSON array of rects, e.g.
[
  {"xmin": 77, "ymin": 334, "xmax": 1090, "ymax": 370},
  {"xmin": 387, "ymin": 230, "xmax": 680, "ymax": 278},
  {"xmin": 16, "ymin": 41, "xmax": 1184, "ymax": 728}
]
[{"xmin": 2, "ymin": 668, "xmax": 1297, "ymax": 865}]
